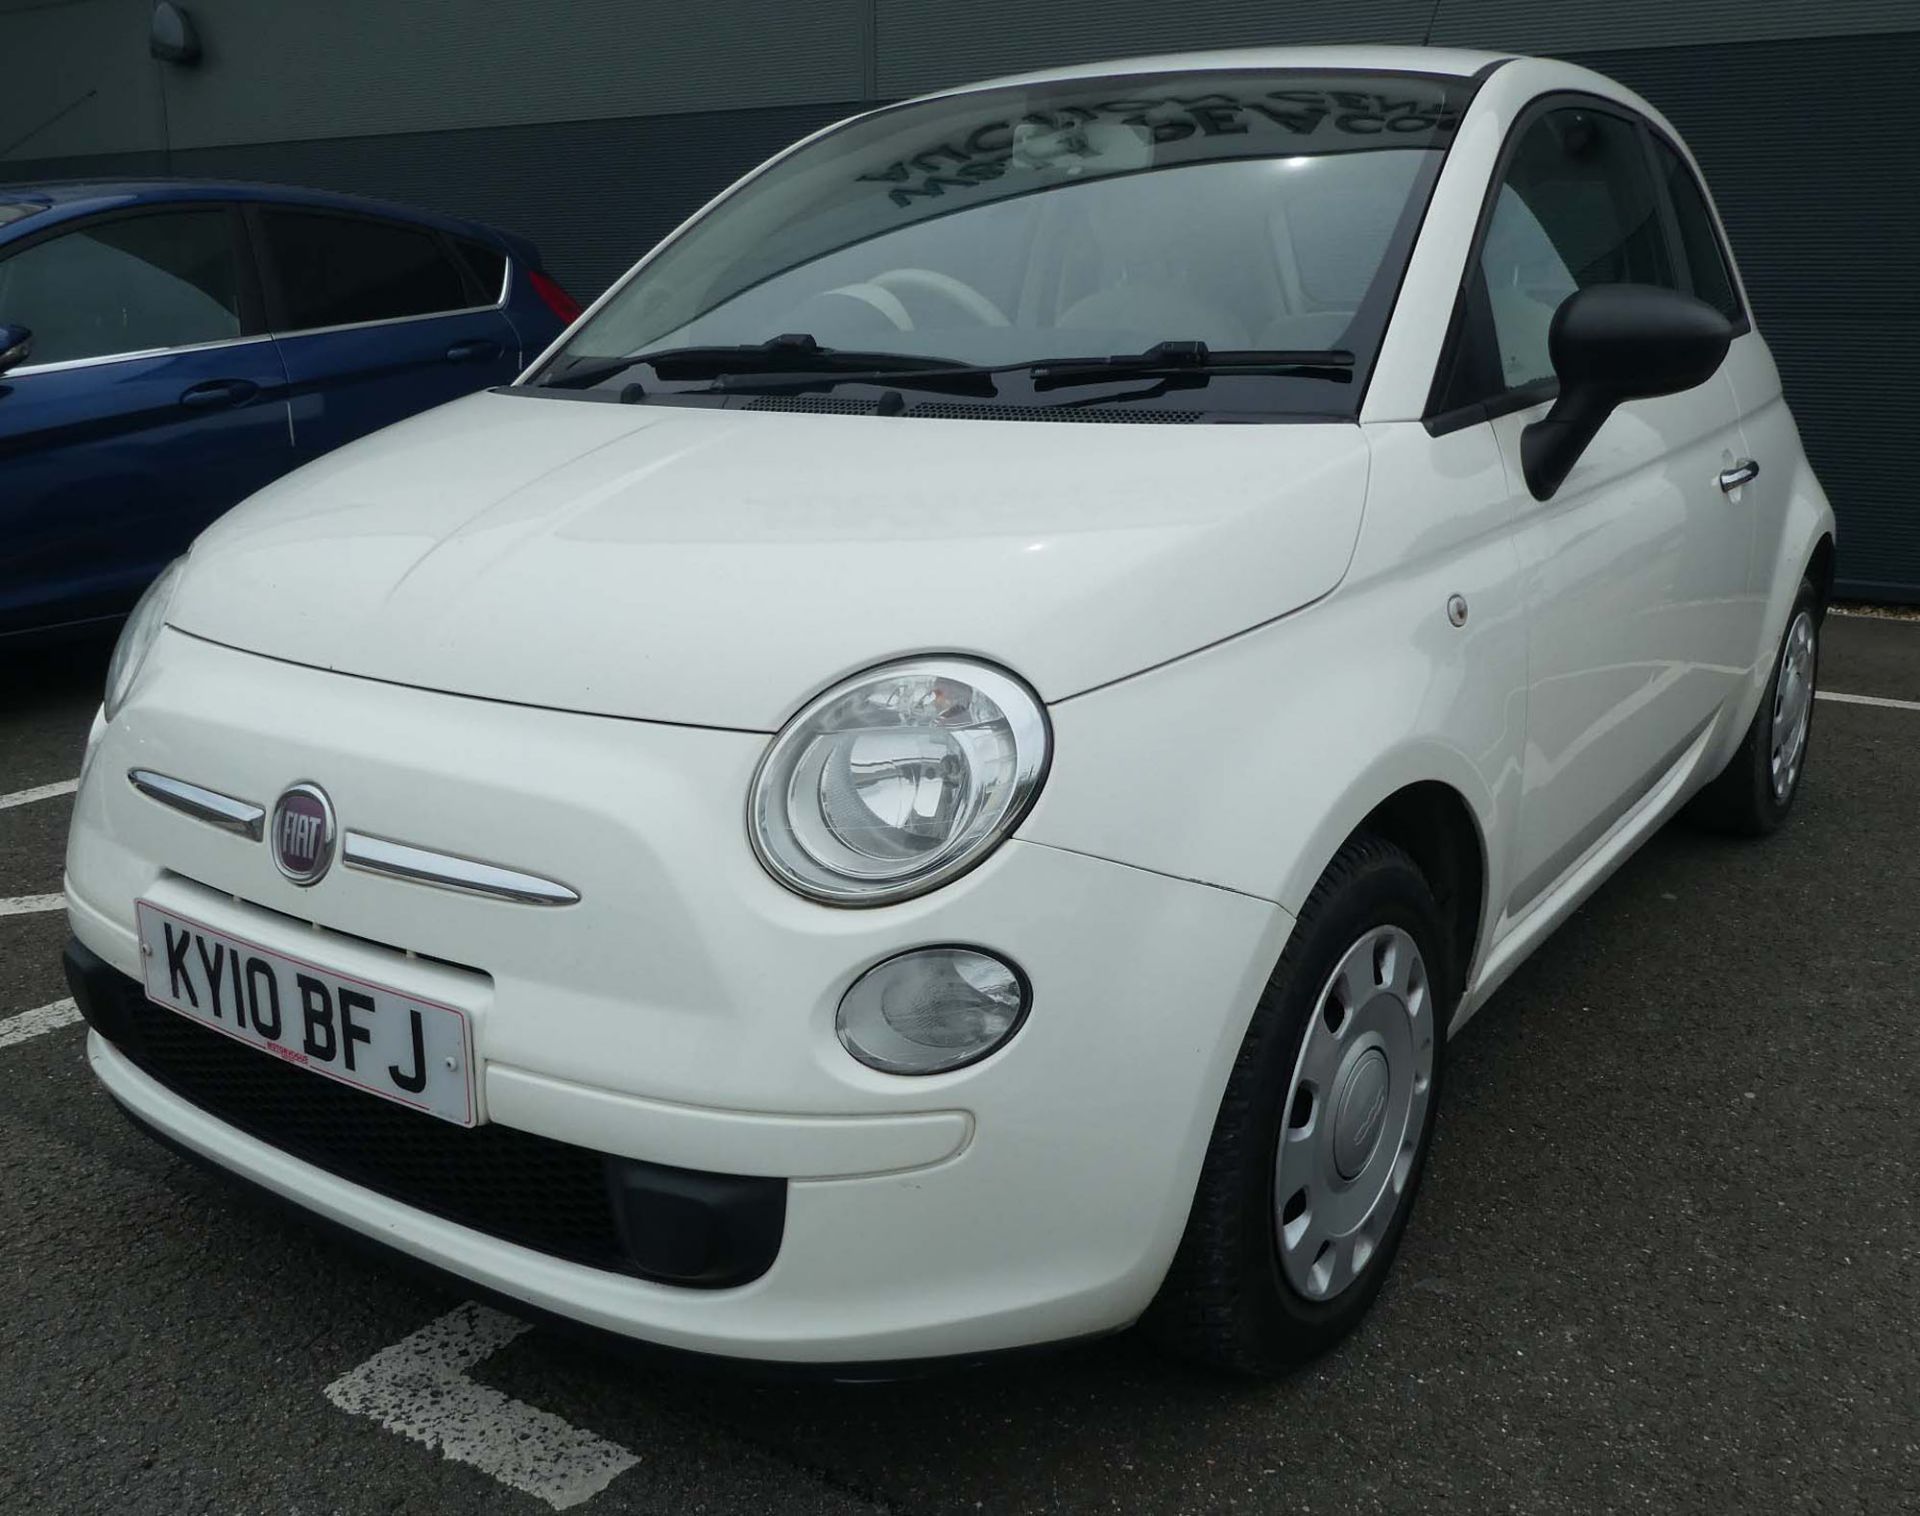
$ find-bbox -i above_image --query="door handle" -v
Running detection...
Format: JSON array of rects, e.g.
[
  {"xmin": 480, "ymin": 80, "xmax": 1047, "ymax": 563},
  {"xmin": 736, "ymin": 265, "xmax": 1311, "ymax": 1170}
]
[
  {"xmin": 178, "ymin": 378, "xmax": 259, "ymax": 410},
  {"xmin": 1718, "ymin": 459, "xmax": 1761, "ymax": 493},
  {"xmin": 445, "ymin": 339, "xmax": 500, "ymax": 363}
]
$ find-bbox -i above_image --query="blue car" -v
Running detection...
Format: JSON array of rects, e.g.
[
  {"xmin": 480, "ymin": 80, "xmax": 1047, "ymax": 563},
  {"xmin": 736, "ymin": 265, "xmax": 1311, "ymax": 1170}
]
[{"xmin": 0, "ymin": 180, "xmax": 579, "ymax": 641}]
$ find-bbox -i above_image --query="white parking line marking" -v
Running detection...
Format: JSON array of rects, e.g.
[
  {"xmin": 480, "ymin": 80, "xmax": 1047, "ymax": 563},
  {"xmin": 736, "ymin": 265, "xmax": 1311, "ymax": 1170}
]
[
  {"xmin": 1818, "ymin": 690, "xmax": 1920, "ymax": 713},
  {"xmin": 0, "ymin": 777, "xmax": 78, "ymax": 811},
  {"xmin": 0, "ymin": 998, "xmax": 81, "ymax": 1050},
  {"xmin": 325, "ymin": 1303, "xmax": 639, "ymax": 1511},
  {"xmin": 0, "ymin": 894, "xmax": 65, "ymax": 918}
]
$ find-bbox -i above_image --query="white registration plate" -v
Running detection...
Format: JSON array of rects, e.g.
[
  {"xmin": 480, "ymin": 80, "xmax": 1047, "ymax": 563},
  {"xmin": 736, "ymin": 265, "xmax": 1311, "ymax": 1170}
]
[{"xmin": 135, "ymin": 901, "xmax": 476, "ymax": 1126}]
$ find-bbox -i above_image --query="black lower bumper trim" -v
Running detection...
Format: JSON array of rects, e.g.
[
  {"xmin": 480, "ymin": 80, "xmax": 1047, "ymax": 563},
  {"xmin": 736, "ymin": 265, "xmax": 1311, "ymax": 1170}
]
[
  {"xmin": 109, "ymin": 1090, "xmax": 1105, "ymax": 1383},
  {"xmin": 66, "ymin": 935, "xmax": 784, "ymax": 1288}
]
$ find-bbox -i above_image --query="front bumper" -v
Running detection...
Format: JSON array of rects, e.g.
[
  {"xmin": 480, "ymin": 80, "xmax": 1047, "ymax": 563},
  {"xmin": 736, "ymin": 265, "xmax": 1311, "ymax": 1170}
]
[{"xmin": 67, "ymin": 628, "xmax": 1291, "ymax": 1363}]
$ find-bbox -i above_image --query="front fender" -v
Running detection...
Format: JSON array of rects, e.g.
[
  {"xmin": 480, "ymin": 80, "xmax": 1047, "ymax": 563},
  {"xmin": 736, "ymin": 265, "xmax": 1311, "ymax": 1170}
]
[{"xmin": 1019, "ymin": 501, "xmax": 1528, "ymax": 979}]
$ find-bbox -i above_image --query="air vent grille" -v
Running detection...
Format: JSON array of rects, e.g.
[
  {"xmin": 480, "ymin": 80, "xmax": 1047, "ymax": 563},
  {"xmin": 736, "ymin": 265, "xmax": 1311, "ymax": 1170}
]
[
  {"xmin": 742, "ymin": 395, "xmax": 881, "ymax": 414},
  {"xmin": 903, "ymin": 402, "xmax": 1202, "ymax": 424},
  {"xmin": 740, "ymin": 395, "xmax": 1206, "ymax": 423}
]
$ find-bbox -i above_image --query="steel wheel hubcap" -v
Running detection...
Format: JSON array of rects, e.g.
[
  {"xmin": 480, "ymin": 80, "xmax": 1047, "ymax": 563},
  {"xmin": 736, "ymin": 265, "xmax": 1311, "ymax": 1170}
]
[
  {"xmin": 1770, "ymin": 610, "xmax": 1817, "ymax": 803},
  {"xmin": 1274, "ymin": 925, "xmax": 1434, "ymax": 1302}
]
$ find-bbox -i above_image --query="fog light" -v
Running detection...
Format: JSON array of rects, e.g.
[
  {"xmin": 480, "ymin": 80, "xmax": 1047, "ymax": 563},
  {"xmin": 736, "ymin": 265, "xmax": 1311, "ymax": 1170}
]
[{"xmin": 837, "ymin": 947, "xmax": 1029, "ymax": 1075}]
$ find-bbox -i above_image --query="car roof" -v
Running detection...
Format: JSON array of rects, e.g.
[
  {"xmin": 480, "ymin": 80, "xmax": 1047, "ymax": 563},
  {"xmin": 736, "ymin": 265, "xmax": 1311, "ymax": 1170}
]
[
  {"xmin": 935, "ymin": 43, "xmax": 1516, "ymax": 97},
  {"xmin": 0, "ymin": 178, "xmax": 529, "ymax": 256}
]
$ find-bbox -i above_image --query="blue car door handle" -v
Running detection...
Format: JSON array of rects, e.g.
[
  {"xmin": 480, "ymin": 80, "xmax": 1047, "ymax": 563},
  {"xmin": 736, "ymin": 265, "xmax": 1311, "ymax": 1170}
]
[
  {"xmin": 178, "ymin": 378, "xmax": 259, "ymax": 410},
  {"xmin": 445, "ymin": 339, "xmax": 500, "ymax": 363}
]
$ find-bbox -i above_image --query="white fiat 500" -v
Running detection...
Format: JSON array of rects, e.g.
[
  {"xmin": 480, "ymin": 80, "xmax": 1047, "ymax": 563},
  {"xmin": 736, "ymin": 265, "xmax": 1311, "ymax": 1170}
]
[{"xmin": 66, "ymin": 46, "xmax": 1833, "ymax": 1374}]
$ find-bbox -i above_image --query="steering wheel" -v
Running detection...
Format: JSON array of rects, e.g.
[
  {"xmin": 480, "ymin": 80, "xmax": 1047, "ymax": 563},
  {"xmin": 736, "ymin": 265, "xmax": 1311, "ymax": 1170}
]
[{"xmin": 869, "ymin": 268, "xmax": 1010, "ymax": 328}]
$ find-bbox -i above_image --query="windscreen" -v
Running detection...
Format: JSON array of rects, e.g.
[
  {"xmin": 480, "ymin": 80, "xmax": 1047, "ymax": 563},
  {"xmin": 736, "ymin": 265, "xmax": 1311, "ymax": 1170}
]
[{"xmin": 537, "ymin": 71, "xmax": 1473, "ymax": 418}]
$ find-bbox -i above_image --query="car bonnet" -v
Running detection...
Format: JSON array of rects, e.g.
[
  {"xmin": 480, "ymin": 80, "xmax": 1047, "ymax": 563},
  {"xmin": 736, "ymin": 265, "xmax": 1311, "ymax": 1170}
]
[{"xmin": 165, "ymin": 389, "xmax": 1370, "ymax": 730}]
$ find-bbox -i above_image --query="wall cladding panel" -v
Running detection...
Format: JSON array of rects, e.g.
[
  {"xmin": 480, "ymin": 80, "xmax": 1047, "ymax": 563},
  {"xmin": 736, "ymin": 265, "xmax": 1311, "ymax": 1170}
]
[
  {"xmin": 0, "ymin": 0, "xmax": 160, "ymax": 162},
  {"xmin": 0, "ymin": 148, "xmax": 162, "ymax": 181},
  {"xmin": 57, "ymin": 0, "xmax": 866, "ymax": 153},
  {"xmin": 1430, "ymin": 0, "xmax": 1920, "ymax": 52},
  {"xmin": 874, "ymin": 0, "xmax": 1433, "ymax": 97},
  {"xmin": 872, "ymin": 0, "xmax": 1919, "ymax": 98}
]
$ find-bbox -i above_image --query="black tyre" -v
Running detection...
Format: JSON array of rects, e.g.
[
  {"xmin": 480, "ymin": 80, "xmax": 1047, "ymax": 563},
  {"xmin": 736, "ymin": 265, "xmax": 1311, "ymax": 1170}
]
[
  {"xmin": 1688, "ymin": 578, "xmax": 1821, "ymax": 837},
  {"xmin": 1144, "ymin": 833, "xmax": 1453, "ymax": 1375}
]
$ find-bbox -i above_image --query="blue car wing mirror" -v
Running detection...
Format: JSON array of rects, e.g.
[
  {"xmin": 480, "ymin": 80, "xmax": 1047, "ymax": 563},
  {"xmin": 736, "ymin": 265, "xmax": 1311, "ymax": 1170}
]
[{"xmin": 0, "ymin": 324, "xmax": 31, "ymax": 375}]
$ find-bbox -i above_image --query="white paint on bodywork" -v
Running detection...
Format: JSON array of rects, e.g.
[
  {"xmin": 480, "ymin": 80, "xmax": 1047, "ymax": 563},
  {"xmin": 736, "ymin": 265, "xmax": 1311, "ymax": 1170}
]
[
  {"xmin": 324, "ymin": 1302, "xmax": 638, "ymax": 1510},
  {"xmin": 163, "ymin": 392, "xmax": 1372, "ymax": 729}
]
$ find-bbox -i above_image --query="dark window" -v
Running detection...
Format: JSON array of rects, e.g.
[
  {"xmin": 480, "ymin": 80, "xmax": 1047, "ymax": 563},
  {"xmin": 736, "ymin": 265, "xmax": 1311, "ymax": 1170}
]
[
  {"xmin": 0, "ymin": 210, "xmax": 241, "ymax": 366},
  {"xmin": 262, "ymin": 211, "xmax": 469, "ymax": 330},
  {"xmin": 1651, "ymin": 136, "xmax": 1741, "ymax": 322},
  {"xmin": 1460, "ymin": 107, "xmax": 1676, "ymax": 401},
  {"xmin": 454, "ymin": 238, "xmax": 507, "ymax": 302}
]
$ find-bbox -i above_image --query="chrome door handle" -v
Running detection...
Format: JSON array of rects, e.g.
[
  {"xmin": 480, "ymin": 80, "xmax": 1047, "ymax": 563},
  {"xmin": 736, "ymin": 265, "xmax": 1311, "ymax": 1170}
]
[{"xmin": 1718, "ymin": 459, "xmax": 1761, "ymax": 493}]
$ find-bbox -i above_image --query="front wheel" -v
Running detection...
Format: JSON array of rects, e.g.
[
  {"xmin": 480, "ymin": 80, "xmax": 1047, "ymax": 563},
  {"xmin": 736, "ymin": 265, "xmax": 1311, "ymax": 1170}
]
[
  {"xmin": 1689, "ymin": 579, "xmax": 1821, "ymax": 836},
  {"xmin": 1144, "ymin": 834, "xmax": 1451, "ymax": 1375}
]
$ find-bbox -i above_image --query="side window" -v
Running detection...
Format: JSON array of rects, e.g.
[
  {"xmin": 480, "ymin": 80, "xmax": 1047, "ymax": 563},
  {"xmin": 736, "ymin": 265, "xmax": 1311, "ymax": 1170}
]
[
  {"xmin": 0, "ymin": 210, "xmax": 242, "ymax": 366},
  {"xmin": 261, "ymin": 211, "xmax": 469, "ymax": 331},
  {"xmin": 453, "ymin": 238, "xmax": 507, "ymax": 303},
  {"xmin": 1474, "ymin": 108, "xmax": 1674, "ymax": 393},
  {"xmin": 1650, "ymin": 136, "xmax": 1741, "ymax": 322}
]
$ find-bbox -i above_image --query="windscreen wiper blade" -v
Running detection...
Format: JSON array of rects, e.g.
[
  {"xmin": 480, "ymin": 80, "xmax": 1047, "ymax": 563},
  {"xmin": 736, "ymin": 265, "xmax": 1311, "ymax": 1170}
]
[
  {"xmin": 709, "ymin": 340, "xmax": 1355, "ymax": 400},
  {"xmin": 537, "ymin": 334, "xmax": 973, "ymax": 390},
  {"xmin": 1026, "ymin": 341, "xmax": 1355, "ymax": 390},
  {"xmin": 550, "ymin": 337, "xmax": 1357, "ymax": 403}
]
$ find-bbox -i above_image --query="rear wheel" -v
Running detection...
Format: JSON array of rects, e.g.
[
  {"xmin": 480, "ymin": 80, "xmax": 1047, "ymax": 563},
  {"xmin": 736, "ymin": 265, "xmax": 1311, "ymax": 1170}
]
[
  {"xmin": 1144, "ymin": 834, "xmax": 1451, "ymax": 1374},
  {"xmin": 1690, "ymin": 579, "xmax": 1820, "ymax": 836}
]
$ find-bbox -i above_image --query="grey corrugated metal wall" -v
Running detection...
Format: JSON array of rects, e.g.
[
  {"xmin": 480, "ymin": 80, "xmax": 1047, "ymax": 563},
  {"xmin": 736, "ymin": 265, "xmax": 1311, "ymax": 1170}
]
[{"xmin": 3, "ymin": 0, "xmax": 1916, "ymax": 598}]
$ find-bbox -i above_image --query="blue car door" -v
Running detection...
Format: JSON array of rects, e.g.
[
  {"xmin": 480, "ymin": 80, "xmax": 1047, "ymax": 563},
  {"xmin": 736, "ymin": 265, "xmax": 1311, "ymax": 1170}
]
[
  {"xmin": 249, "ymin": 206, "xmax": 521, "ymax": 461},
  {"xmin": 0, "ymin": 204, "xmax": 291, "ymax": 637}
]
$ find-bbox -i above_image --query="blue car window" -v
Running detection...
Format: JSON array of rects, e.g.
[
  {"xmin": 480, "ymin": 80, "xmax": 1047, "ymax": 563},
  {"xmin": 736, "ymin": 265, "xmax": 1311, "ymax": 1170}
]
[
  {"xmin": 0, "ymin": 210, "xmax": 241, "ymax": 366},
  {"xmin": 262, "ymin": 211, "xmax": 469, "ymax": 330},
  {"xmin": 452, "ymin": 237, "xmax": 507, "ymax": 303}
]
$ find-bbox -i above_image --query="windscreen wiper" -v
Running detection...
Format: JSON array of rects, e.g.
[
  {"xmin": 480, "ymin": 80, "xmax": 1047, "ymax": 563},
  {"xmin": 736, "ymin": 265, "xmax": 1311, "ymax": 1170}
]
[
  {"xmin": 1025, "ymin": 341, "xmax": 1355, "ymax": 390},
  {"xmin": 708, "ymin": 340, "xmax": 1356, "ymax": 399},
  {"xmin": 545, "ymin": 337, "xmax": 1357, "ymax": 403},
  {"xmin": 536, "ymin": 334, "xmax": 974, "ymax": 391}
]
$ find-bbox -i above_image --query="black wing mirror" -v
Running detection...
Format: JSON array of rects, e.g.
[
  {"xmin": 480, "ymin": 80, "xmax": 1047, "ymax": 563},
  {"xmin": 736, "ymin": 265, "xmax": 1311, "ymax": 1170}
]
[
  {"xmin": 0, "ymin": 324, "xmax": 30, "ymax": 375},
  {"xmin": 1521, "ymin": 284, "xmax": 1733, "ymax": 501}
]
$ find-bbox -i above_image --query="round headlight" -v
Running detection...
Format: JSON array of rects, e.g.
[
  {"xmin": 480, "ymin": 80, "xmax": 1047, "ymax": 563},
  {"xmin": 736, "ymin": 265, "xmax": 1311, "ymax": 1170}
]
[
  {"xmin": 837, "ymin": 946, "xmax": 1030, "ymax": 1074},
  {"xmin": 104, "ymin": 557, "xmax": 185, "ymax": 722},
  {"xmin": 750, "ymin": 659, "xmax": 1049, "ymax": 905}
]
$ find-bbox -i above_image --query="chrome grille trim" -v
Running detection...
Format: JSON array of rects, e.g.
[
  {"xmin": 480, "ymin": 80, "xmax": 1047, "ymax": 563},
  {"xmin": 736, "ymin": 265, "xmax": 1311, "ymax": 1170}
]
[
  {"xmin": 341, "ymin": 832, "xmax": 580, "ymax": 907},
  {"xmin": 127, "ymin": 770, "xmax": 266, "ymax": 840}
]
